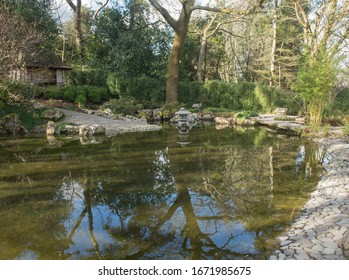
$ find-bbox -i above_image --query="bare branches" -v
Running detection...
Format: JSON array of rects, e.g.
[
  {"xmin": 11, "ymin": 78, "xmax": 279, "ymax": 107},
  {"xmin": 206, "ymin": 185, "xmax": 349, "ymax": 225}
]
[
  {"xmin": 0, "ymin": 5, "xmax": 44, "ymax": 77},
  {"xmin": 93, "ymin": 0, "xmax": 110, "ymax": 21},
  {"xmin": 294, "ymin": 0, "xmax": 349, "ymax": 60},
  {"xmin": 191, "ymin": 0, "xmax": 265, "ymax": 14}
]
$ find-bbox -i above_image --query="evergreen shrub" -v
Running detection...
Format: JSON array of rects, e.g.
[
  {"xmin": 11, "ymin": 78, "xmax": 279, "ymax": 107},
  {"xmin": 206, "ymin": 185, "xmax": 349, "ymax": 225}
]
[
  {"xmin": 121, "ymin": 75, "xmax": 165, "ymax": 108},
  {"xmin": 100, "ymin": 97, "xmax": 143, "ymax": 116}
]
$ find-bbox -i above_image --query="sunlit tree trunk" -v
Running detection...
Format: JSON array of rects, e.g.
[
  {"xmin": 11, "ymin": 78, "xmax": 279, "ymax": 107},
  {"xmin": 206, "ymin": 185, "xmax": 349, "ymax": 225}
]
[{"xmin": 167, "ymin": 19, "xmax": 192, "ymax": 103}]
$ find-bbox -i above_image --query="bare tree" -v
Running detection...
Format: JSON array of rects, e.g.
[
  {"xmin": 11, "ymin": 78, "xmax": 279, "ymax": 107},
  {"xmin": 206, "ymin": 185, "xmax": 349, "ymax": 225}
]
[
  {"xmin": 294, "ymin": 0, "xmax": 349, "ymax": 61},
  {"xmin": 0, "ymin": 5, "xmax": 43, "ymax": 79}
]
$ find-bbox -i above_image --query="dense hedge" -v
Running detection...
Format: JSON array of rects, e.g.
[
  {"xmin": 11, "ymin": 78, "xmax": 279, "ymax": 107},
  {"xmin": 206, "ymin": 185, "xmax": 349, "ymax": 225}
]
[
  {"xmin": 178, "ymin": 80, "xmax": 302, "ymax": 115},
  {"xmin": 39, "ymin": 85, "xmax": 109, "ymax": 106}
]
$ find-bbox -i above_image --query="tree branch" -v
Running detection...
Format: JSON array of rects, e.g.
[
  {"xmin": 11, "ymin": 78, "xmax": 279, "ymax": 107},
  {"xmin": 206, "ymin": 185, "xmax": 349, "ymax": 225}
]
[
  {"xmin": 93, "ymin": 0, "xmax": 110, "ymax": 21},
  {"xmin": 191, "ymin": 0, "xmax": 265, "ymax": 14},
  {"xmin": 148, "ymin": 0, "xmax": 178, "ymax": 31},
  {"xmin": 65, "ymin": 0, "xmax": 77, "ymax": 12}
]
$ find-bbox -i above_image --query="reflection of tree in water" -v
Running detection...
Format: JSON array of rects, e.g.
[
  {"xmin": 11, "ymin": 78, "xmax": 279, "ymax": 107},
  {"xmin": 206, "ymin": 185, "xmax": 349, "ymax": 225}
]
[{"xmin": 0, "ymin": 127, "xmax": 324, "ymax": 260}]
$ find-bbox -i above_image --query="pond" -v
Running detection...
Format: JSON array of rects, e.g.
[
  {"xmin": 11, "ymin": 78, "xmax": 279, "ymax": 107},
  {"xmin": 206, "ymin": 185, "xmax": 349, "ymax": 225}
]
[{"xmin": 0, "ymin": 125, "xmax": 324, "ymax": 260}]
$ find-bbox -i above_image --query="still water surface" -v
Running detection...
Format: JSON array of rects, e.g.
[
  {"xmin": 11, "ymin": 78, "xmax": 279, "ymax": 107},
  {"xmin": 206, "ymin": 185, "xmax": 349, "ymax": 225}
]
[{"xmin": 0, "ymin": 125, "xmax": 324, "ymax": 259}]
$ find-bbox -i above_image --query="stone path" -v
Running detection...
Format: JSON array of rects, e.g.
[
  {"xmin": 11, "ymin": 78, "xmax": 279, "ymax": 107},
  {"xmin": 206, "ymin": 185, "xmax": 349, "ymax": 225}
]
[
  {"xmin": 56, "ymin": 108, "xmax": 162, "ymax": 136},
  {"xmin": 255, "ymin": 114, "xmax": 307, "ymax": 135},
  {"xmin": 269, "ymin": 138, "xmax": 349, "ymax": 260}
]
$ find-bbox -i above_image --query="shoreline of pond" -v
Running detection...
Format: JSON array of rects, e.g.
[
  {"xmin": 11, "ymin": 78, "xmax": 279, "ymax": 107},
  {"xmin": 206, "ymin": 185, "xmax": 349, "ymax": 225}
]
[{"xmin": 269, "ymin": 137, "xmax": 349, "ymax": 260}]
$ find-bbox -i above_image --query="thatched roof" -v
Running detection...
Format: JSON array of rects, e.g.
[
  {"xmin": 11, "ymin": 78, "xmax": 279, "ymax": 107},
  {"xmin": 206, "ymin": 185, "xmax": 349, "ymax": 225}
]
[{"xmin": 23, "ymin": 51, "xmax": 72, "ymax": 70}]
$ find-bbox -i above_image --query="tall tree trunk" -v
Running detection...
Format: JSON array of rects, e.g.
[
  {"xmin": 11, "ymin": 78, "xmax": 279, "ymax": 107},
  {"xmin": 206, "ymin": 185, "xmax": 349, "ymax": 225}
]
[
  {"xmin": 166, "ymin": 33, "xmax": 184, "ymax": 103},
  {"xmin": 76, "ymin": 0, "xmax": 84, "ymax": 63},
  {"xmin": 269, "ymin": 0, "xmax": 278, "ymax": 86},
  {"xmin": 165, "ymin": 9, "xmax": 192, "ymax": 103}
]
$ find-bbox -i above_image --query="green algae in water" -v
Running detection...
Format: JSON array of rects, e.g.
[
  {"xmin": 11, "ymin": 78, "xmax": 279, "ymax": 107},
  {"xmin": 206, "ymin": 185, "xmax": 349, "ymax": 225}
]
[{"xmin": 0, "ymin": 126, "xmax": 323, "ymax": 260}]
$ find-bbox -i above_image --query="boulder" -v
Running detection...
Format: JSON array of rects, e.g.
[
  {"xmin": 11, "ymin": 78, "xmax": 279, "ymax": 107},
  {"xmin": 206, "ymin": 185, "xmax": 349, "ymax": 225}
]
[
  {"xmin": 201, "ymin": 113, "xmax": 215, "ymax": 121},
  {"xmin": 79, "ymin": 125, "xmax": 106, "ymax": 137},
  {"xmin": 1, "ymin": 113, "xmax": 25, "ymax": 135},
  {"xmin": 41, "ymin": 109, "xmax": 64, "ymax": 121},
  {"xmin": 103, "ymin": 108, "xmax": 113, "ymax": 116},
  {"xmin": 63, "ymin": 125, "xmax": 80, "ymax": 135},
  {"xmin": 214, "ymin": 116, "xmax": 230, "ymax": 124},
  {"xmin": 192, "ymin": 103, "xmax": 202, "ymax": 109}
]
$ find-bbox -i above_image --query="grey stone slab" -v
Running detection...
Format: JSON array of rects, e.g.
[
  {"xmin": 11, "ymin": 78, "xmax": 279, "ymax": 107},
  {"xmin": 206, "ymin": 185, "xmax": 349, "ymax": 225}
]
[
  {"xmin": 312, "ymin": 244, "xmax": 324, "ymax": 252},
  {"xmin": 322, "ymin": 248, "xmax": 336, "ymax": 255},
  {"xmin": 321, "ymin": 241, "xmax": 339, "ymax": 250},
  {"xmin": 295, "ymin": 253, "xmax": 310, "ymax": 260},
  {"xmin": 323, "ymin": 255, "xmax": 341, "ymax": 260},
  {"xmin": 309, "ymin": 252, "xmax": 323, "ymax": 260},
  {"xmin": 283, "ymin": 249, "xmax": 294, "ymax": 256},
  {"xmin": 280, "ymin": 240, "xmax": 292, "ymax": 246}
]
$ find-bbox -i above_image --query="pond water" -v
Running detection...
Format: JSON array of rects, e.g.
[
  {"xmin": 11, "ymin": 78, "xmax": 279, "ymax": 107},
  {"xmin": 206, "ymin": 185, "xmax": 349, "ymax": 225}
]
[{"xmin": 0, "ymin": 125, "xmax": 324, "ymax": 260}]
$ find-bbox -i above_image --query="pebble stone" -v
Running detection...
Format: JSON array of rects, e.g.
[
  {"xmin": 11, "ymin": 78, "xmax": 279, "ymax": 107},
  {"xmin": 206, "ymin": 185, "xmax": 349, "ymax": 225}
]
[{"xmin": 269, "ymin": 138, "xmax": 349, "ymax": 260}]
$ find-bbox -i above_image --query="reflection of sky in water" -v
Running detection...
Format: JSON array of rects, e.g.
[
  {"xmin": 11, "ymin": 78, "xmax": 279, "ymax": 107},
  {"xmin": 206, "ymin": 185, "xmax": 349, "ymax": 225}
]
[{"xmin": 191, "ymin": 191, "xmax": 258, "ymax": 256}]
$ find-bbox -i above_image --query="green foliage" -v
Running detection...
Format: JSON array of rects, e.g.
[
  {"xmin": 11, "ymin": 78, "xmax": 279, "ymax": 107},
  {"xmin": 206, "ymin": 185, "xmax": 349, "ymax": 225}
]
[
  {"xmin": 343, "ymin": 123, "xmax": 349, "ymax": 136},
  {"xmin": 179, "ymin": 33, "xmax": 199, "ymax": 82},
  {"xmin": 293, "ymin": 52, "xmax": 337, "ymax": 126},
  {"xmin": 101, "ymin": 97, "xmax": 143, "ymax": 116},
  {"xmin": 235, "ymin": 111, "xmax": 258, "ymax": 119},
  {"xmin": 107, "ymin": 73, "xmax": 121, "ymax": 97},
  {"xmin": 179, "ymin": 81, "xmax": 206, "ymax": 106},
  {"xmin": 254, "ymin": 84, "xmax": 274, "ymax": 113},
  {"xmin": 63, "ymin": 87, "xmax": 77, "ymax": 102},
  {"xmin": 75, "ymin": 94, "xmax": 87, "ymax": 107},
  {"xmin": 0, "ymin": 103, "xmax": 46, "ymax": 131},
  {"xmin": 119, "ymin": 75, "xmax": 166, "ymax": 108},
  {"xmin": 203, "ymin": 107, "xmax": 230, "ymax": 113},
  {"xmin": 89, "ymin": 3, "xmax": 170, "ymax": 79},
  {"xmin": 39, "ymin": 86, "xmax": 63, "ymax": 99},
  {"xmin": 61, "ymin": 85, "xmax": 108, "ymax": 104},
  {"xmin": 235, "ymin": 82, "xmax": 259, "ymax": 111},
  {"xmin": 67, "ymin": 70, "xmax": 108, "ymax": 87},
  {"xmin": 330, "ymin": 88, "xmax": 349, "ymax": 114},
  {"xmin": 201, "ymin": 80, "xmax": 259, "ymax": 111},
  {"xmin": 0, "ymin": 80, "xmax": 38, "ymax": 103}
]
